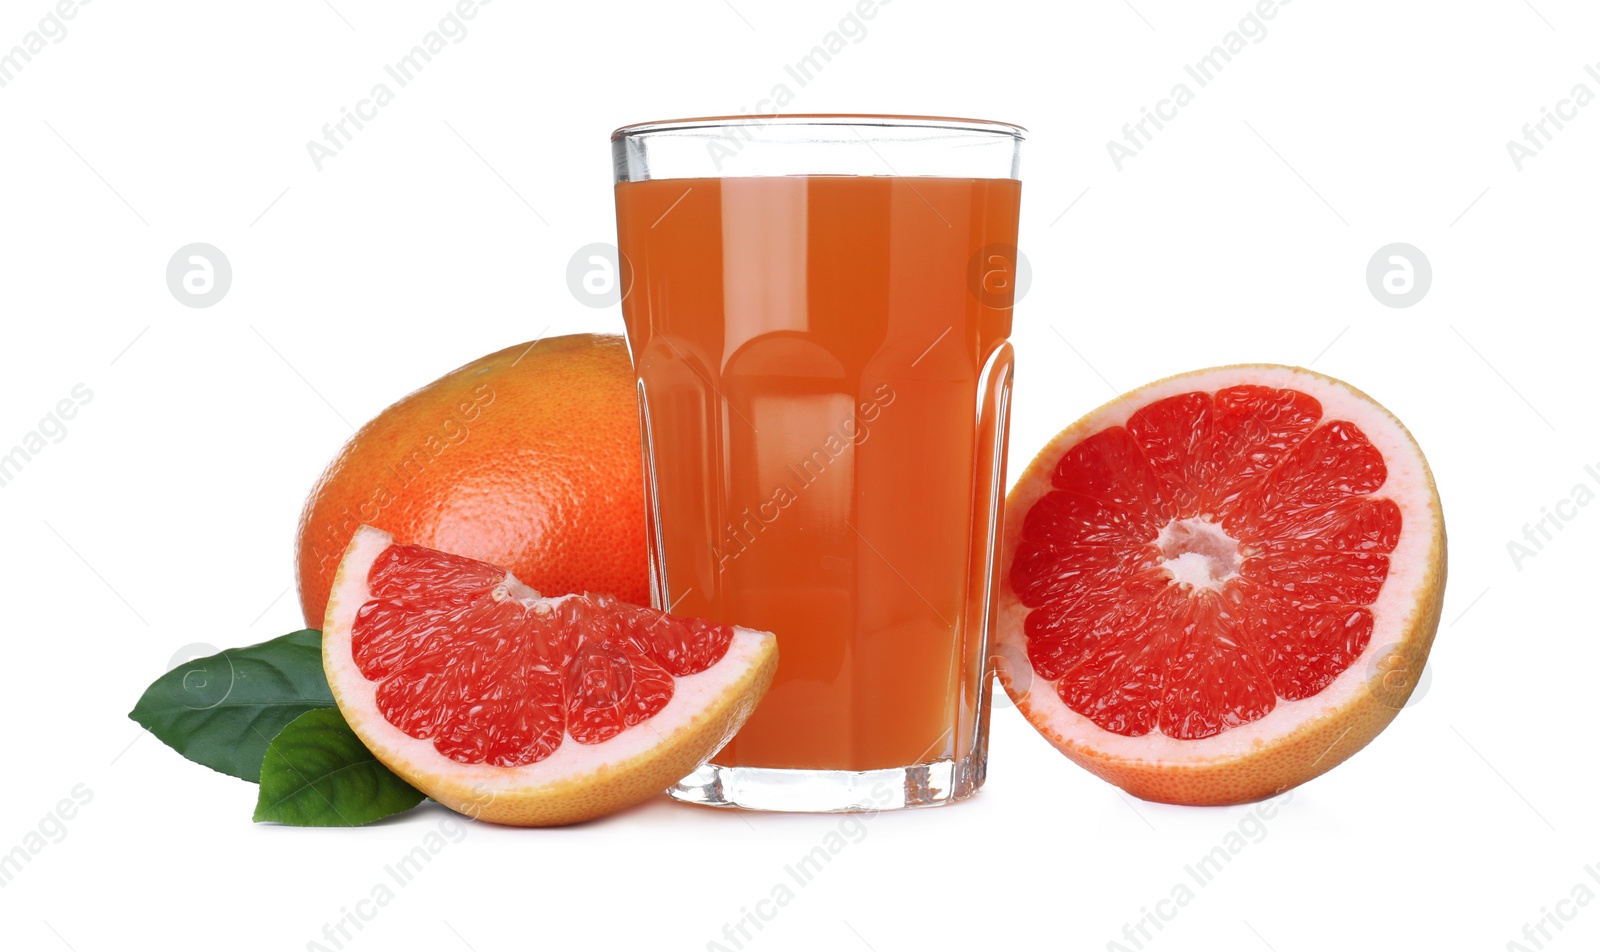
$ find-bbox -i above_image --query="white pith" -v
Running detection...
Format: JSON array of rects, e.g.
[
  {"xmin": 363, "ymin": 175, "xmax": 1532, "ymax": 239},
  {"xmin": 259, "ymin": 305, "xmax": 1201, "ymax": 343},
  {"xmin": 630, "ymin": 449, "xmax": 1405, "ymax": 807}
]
[
  {"xmin": 324, "ymin": 526, "xmax": 772, "ymax": 793},
  {"xmin": 996, "ymin": 365, "xmax": 1442, "ymax": 765},
  {"xmin": 1156, "ymin": 517, "xmax": 1240, "ymax": 590}
]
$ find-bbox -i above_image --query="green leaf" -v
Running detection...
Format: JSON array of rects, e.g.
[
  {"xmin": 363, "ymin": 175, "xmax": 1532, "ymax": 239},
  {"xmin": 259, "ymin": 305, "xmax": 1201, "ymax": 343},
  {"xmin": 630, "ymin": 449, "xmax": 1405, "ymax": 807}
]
[
  {"xmin": 129, "ymin": 629, "xmax": 335, "ymax": 782},
  {"xmin": 253, "ymin": 708, "xmax": 425, "ymax": 826}
]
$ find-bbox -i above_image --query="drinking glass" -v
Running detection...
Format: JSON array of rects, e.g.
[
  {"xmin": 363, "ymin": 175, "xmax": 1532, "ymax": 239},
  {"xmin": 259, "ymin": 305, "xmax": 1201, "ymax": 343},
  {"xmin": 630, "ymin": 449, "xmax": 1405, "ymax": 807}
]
[{"xmin": 611, "ymin": 115, "xmax": 1023, "ymax": 811}]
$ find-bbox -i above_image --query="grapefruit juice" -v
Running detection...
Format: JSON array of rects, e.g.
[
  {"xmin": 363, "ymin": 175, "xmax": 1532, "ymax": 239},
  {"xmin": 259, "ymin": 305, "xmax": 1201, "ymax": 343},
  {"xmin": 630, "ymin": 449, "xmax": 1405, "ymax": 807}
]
[{"xmin": 612, "ymin": 117, "xmax": 1024, "ymax": 809}]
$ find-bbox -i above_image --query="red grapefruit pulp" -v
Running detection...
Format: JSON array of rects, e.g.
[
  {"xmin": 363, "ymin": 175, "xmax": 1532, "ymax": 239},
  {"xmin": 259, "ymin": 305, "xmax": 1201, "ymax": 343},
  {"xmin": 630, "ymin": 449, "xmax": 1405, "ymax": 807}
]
[
  {"xmin": 323, "ymin": 526, "xmax": 778, "ymax": 825},
  {"xmin": 997, "ymin": 365, "xmax": 1445, "ymax": 805}
]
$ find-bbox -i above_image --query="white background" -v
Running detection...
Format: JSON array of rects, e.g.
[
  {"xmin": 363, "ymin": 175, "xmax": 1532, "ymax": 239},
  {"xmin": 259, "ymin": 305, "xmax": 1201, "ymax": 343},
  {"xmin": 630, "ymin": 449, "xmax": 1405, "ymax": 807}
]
[{"xmin": 1, "ymin": 1, "xmax": 1596, "ymax": 950}]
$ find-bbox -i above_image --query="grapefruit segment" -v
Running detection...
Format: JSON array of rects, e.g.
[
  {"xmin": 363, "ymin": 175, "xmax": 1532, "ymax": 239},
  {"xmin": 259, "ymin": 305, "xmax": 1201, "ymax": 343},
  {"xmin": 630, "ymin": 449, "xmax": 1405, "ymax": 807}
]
[
  {"xmin": 323, "ymin": 526, "xmax": 777, "ymax": 826},
  {"xmin": 997, "ymin": 365, "xmax": 1445, "ymax": 805}
]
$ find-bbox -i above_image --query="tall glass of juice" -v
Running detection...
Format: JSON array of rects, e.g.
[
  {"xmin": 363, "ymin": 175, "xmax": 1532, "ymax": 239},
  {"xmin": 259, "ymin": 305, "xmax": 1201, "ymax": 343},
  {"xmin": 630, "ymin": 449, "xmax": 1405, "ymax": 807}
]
[{"xmin": 611, "ymin": 116, "xmax": 1023, "ymax": 811}]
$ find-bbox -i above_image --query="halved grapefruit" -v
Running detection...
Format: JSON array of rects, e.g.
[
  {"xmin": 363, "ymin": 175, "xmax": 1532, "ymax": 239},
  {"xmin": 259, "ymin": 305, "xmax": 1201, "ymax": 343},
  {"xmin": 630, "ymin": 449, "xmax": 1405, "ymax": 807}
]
[
  {"xmin": 997, "ymin": 365, "xmax": 1445, "ymax": 805},
  {"xmin": 323, "ymin": 526, "xmax": 777, "ymax": 826}
]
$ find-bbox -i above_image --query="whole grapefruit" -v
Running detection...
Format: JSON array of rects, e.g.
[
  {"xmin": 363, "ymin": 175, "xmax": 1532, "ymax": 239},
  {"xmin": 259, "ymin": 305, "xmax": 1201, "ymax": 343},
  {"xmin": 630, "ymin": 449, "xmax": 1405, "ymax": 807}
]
[{"xmin": 295, "ymin": 334, "xmax": 649, "ymax": 627}]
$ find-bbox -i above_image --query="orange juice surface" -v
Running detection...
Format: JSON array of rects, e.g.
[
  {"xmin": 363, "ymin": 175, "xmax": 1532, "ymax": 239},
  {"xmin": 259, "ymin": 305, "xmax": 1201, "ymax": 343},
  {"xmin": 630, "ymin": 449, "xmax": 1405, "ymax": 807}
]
[{"xmin": 615, "ymin": 175, "xmax": 1020, "ymax": 771}]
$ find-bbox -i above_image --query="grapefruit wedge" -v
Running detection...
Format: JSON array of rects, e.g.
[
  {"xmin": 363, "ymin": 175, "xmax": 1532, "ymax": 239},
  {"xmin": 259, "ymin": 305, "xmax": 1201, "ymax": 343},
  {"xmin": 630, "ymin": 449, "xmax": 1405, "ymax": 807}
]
[
  {"xmin": 997, "ymin": 365, "xmax": 1445, "ymax": 805},
  {"xmin": 323, "ymin": 526, "xmax": 777, "ymax": 826}
]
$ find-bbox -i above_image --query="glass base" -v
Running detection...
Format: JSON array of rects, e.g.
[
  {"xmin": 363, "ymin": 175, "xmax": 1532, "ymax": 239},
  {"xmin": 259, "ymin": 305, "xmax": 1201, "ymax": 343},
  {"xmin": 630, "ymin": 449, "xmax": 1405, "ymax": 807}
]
[{"xmin": 668, "ymin": 757, "xmax": 983, "ymax": 813}]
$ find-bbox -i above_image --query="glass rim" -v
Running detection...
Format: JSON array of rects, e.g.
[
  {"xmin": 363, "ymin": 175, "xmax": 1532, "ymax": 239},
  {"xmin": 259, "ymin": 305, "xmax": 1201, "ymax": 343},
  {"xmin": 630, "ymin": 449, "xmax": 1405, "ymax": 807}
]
[{"xmin": 611, "ymin": 114, "xmax": 1027, "ymax": 141}]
